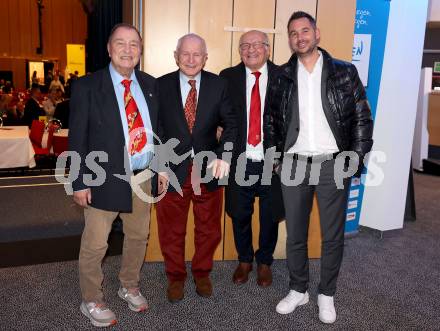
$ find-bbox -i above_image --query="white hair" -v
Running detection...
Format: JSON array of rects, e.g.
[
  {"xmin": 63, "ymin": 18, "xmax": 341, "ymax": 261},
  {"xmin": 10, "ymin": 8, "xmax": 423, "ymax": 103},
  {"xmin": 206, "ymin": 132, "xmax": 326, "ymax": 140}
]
[{"xmin": 176, "ymin": 33, "xmax": 207, "ymax": 54}]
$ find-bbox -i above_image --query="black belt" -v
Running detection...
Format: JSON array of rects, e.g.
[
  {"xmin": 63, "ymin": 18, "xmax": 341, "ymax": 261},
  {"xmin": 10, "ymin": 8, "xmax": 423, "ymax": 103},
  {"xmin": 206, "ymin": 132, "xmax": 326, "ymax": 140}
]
[
  {"xmin": 133, "ymin": 168, "xmax": 147, "ymax": 176},
  {"xmin": 291, "ymin": 152, "xmax": 340, "ymax": 163}
]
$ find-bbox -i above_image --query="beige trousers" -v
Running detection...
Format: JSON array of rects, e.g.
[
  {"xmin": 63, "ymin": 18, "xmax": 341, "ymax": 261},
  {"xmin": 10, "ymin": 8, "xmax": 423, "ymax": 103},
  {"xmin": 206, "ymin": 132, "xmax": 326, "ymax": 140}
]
[{"xmin": 78, "ymin": 179, "xmax": 151, "ymax": 302}]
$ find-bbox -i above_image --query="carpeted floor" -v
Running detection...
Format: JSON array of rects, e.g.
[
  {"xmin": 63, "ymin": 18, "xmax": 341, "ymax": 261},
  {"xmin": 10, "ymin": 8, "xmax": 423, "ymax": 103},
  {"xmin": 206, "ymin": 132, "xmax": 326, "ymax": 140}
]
[{"xmin": 0, "ymin": 172, "xmax": 439, "ymax": 330}]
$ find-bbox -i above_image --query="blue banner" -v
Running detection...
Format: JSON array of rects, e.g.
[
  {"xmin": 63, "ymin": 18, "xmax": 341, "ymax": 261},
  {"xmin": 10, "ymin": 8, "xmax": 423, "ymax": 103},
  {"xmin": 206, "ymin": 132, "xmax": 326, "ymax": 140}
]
[{"xmin": 345, "ymin": 0, "xmax": 390, "ymax": 234}]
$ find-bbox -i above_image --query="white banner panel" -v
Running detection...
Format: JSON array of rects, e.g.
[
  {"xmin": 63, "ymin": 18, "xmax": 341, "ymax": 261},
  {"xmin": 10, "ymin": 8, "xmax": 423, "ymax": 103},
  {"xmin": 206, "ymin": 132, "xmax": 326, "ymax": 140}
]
[{"xmin": 360, "ymin": 0, "xmax": 429, "ymax": 231}]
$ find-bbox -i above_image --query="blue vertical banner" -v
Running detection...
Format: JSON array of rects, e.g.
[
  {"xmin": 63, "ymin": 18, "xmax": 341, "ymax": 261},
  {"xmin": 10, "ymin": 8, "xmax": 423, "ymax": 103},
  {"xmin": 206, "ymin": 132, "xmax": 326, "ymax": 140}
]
[{"xmin": 345, "ymin": 0, "xmax": 390, "ymax": 234}]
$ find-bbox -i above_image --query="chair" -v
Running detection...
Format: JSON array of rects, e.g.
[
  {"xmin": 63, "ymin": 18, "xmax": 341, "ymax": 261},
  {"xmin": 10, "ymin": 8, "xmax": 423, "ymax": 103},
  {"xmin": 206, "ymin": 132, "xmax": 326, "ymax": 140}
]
[
  {"xmin": 29, "ymin": 119, "xmax": 45, "ymax": 149},
  {"xmin": 30, "ymin": 119, "xmax": 55, "ymax": 157}
]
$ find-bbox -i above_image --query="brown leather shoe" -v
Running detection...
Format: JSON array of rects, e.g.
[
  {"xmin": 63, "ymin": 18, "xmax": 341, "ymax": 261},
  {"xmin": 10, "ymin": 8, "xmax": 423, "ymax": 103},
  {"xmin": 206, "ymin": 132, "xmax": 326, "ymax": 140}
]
[
  {"xmin": 194, "ymin": 277, "xmax": 212, "ymax": 297},
  {"xmin": 232, "ymin": 262, "xmax": 253, "ymax": 285},
  {"xmin": 257, "ymin": 264, "xmax": 272, "ymax": 287},
  {"xmin": 167, "ymin": 280, "xmax": 184, "ymax": 303}
]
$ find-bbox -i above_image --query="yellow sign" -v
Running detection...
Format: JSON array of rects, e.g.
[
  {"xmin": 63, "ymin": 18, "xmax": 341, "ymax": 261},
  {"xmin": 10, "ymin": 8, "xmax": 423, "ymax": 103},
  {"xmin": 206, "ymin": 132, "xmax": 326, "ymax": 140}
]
[{"xmin": 66, "ymin": 44, "xmax": 85, "ymax": 77}]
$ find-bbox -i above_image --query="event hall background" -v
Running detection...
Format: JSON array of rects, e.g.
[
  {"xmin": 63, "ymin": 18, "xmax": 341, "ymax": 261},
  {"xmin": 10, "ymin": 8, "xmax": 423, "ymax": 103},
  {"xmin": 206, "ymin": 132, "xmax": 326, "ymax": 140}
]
[{"xmin": 0, "ymin": 0, "xmax": 439, "ymax": 330}]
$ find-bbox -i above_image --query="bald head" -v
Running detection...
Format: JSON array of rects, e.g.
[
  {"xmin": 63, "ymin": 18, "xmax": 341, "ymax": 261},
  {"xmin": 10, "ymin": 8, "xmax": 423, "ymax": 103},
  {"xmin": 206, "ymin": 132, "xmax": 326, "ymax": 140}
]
[
  {"xmin": 176, "ymin": 33, "xmax": 207, "ymax": 54},
  {"xmin": 239, "ymin": 30, "xmax": 270, "ymax": 71},
  {"xmin": 174, "ymin": 33, "xmax": 208, "ymax": 78},
  {"xmin": 239, "ymin": 30, "xmax": 269, "ymax": 46}
]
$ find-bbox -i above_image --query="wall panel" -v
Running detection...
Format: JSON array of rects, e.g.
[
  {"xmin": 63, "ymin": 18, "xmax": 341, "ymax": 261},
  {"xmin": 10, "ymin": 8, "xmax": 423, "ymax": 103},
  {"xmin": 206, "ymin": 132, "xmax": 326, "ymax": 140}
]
[
  {"xmin": 0, "ymin": 2, "xmax": 10, "ymax": 56},
  {"xmin": 143, "ymin": 0, "xmax": 189, "ymax": 77},
  {"xmin": 190, "ymin": 0, "xmax": 233, "ymax": 74},
  {"xmin": 317, "ymin": 0, "xmax": 356, "ymax": 61}
]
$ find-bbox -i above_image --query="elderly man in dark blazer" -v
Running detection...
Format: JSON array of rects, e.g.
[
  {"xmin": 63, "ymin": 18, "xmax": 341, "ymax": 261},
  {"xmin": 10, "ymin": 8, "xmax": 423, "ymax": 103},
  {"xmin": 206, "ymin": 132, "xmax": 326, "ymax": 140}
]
[
  {"xmin": 219, "ymin": 30, "xmax": 283, "ymax": 288},
  {"xmin": 23, "ymin": 84, "xmax": 44, "ymax": 127},
  {"xmin": 69, "ymin": 23, "xmax": 159, "ymax": 327},
  {"xmin": 156, "ymin": 33, "xmax": 237, "ymax": 303}
]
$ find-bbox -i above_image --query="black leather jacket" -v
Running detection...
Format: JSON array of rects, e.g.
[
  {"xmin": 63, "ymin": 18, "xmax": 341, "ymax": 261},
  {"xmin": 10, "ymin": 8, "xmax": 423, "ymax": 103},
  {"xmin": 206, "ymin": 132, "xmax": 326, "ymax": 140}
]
[{"xmin": 264, "ymin": 48, "xmax": 373, "ymax": 168}]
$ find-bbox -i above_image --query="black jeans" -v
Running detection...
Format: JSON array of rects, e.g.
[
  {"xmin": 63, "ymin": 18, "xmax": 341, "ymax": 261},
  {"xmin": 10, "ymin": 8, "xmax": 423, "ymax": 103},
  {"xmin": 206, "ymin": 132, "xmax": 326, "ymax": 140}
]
[
  {"xmin": 231, "ymin": 159, "xmax": 279, "ymax": 265},
  {"xmin": 281, "ymin": 156, "xmax": 350, "ymax": 296}
]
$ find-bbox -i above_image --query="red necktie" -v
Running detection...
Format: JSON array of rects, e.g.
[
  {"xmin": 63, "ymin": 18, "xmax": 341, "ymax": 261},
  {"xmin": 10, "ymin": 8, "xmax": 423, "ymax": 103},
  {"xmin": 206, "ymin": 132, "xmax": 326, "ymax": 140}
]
[
  {"xmin": 248, "ymin": 71, "xmax": 261, "ymax": 146},
  {"xmin": 121, "ymin": 79, "xmax": 147, "ymax": 155},
  {"xmin": 184, "ymin": 79, "xmax": 197, "ymax": 133}
]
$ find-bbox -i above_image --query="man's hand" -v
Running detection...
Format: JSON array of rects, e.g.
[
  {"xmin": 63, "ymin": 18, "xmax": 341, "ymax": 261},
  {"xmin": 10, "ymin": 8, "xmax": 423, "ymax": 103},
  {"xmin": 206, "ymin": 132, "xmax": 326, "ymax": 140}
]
[
  {"xmin": 158, "ymin": 172, "xmax": 169, "ymax": 195},
  {"xmin": 207, "ymin": 159, "xmax": 230, "ymax": 179},
  {"xmin": 73, "ymin": 188, "xmax": 91, "ymax": 207}
]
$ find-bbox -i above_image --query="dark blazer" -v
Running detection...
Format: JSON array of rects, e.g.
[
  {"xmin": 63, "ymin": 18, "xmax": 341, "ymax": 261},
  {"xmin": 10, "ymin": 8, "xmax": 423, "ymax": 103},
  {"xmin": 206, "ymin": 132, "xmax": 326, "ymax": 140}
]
[
  {"xmin": 157, "ymin": 70, "xmax": 237, "ymax": 192},
  {"xmin": 23, "ymin": 98, "xmax": 44, "ymax": 127},
  {"xmin": 68, "ymin": 67, "xmax": 159, "ymax": 212},
  {"xmin": 54, "ymin": 99, "xmax": 70, "ymax": 129},
  {"xmin": 219, "ymin": 61, "xmax": 284, "ymax": 221}
]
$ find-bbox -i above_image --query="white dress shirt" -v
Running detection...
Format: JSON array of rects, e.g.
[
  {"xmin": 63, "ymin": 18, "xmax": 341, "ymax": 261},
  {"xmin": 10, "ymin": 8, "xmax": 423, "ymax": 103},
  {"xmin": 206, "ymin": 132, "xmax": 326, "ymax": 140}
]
[
  {"xmin": 179, "ymin": 71, "xmax": 201, "ymax": 157},
  {"xmin": 287, "ymin": 52, "xmax": 339, "ymax": 156},
  {"xmin": 245, "ymin": 63, "xmax": 267, "ymax": 161}
]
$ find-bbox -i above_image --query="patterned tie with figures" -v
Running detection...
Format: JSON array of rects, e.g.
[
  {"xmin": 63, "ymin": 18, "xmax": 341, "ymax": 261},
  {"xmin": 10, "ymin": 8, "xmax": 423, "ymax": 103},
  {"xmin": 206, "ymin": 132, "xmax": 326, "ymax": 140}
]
[{"xmin": 121, "ymin": 79, "xmax": 147, "ymax": 155}]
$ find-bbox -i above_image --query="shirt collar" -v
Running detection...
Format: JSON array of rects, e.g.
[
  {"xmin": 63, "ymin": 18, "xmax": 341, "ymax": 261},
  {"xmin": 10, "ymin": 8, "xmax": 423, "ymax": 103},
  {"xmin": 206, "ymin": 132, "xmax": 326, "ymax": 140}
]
[
  {"xmin": 297, "ymin": 50, "xmax": 323, "ymax": 73},
  {"xmin": 109, "ymin": 63, "xmax": 138, "ymax": 88},
  {"xmin": 179, "ymin": 71, "xmax": 201, "ymax": 86},
  {"xmin": 245, "ymin": 62, "xmax": 268, "ymax": 76}
]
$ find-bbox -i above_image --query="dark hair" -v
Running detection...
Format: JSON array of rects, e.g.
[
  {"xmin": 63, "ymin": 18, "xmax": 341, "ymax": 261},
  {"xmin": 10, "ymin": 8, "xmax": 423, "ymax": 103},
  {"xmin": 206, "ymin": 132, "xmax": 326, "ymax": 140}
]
[
  {"xmin": 287, "ymin": 11, "xmax": 317, "ymax": 31},
  {"xmin": 107, "ymin": 23, "xmax": 142, "ymax": 44}
]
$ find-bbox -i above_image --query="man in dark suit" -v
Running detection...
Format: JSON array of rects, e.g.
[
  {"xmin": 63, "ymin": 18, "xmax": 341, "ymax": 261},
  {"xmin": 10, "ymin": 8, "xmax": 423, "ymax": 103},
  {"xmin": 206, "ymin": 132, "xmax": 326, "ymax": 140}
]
[
  {"xmin": 69, "ymin": 23, "xmax": 159, "ymax": 327},
  {"xmin": 53, "ymin": 98, "xmax": 70, "ymax": 128},
  {"xmin": 219, "ymin": 30, "xmax": 283, "ymax": 288},
  {"xmin": 23, "ymin": 84, "xmax": 44, "ymax": 127},
  {"xmin": 156, "ymin": 33, "xmax": 237, "ymax": 302}
]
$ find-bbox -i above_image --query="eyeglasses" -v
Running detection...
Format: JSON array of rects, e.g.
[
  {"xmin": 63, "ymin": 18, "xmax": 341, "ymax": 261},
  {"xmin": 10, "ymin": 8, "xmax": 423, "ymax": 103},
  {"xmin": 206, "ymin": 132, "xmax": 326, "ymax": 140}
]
[{"xmin": 239, "ymin": 42, "xmax": 269, "ymax": 51}]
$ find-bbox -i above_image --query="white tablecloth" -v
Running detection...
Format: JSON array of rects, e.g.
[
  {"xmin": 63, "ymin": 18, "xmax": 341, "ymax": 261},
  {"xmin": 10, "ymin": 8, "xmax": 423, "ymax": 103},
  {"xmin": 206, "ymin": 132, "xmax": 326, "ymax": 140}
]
[{"xmin": 0, "ymin": 126, "xmax": 36, "ymax": 169}]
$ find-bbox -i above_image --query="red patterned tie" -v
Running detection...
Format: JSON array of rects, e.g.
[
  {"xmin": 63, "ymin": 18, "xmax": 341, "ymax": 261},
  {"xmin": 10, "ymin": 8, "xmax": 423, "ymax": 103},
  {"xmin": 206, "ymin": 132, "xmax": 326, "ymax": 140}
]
[
  {"xmin": 248, "ymin": 71, "xmax": 261, "ymax": 146},
  {"xmin": 121, "ymin": 79, "xmax": 147, "ymax": 155},
  {"xmin": 184, "ymin": 79, "xmax": 197, "ymax": 133}
]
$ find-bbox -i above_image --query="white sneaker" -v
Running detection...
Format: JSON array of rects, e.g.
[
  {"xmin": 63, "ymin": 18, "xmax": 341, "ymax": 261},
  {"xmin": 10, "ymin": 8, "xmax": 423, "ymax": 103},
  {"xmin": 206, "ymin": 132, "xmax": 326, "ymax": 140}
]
[
  {"xmin": 276, "ymin": 290, "xmax": 309, "ymax": 314},
  {"xmin": 80, "ymin": 301, "xmax": 117, "ymax": 327},
  {"xmin": 118, "ymin": 287, "xmax": 149, "ymax": 312},
  {"xmin": 317, "ymin": 294, "xmax": 336, "ymax": 324}
]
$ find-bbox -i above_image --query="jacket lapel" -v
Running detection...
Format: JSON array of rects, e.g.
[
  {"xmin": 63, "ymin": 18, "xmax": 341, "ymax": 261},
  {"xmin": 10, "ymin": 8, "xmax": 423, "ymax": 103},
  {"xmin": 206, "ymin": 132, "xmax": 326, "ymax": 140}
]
[
  {"xmin": 193, "ymin": 70, "xmax": 209, "ymax": 134},
  {"xmin": 98, "ymin": 68, "xmax": 125, "ymax": 142},
  {"xmin": 174, "ymin": 70, "xmax": 192, "ymax": 136},
  {"xmin": 320, "ymin": 50, "xmax": 341, "ymax": 143},
  {"xmin": 135, "ymin": 70, "xmax": 157, "ymax": 134},
  {"xmin": 237, "ymin": 63, "xmax": 247, "ymax": 112}
]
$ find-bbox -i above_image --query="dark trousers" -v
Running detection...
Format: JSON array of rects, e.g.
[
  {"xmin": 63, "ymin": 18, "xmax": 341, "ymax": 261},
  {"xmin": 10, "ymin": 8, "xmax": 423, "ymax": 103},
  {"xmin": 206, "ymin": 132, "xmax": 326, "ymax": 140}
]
[
  {"xmin": 281, "ymin": 156, "xmax": 350, "ymax": 296},
  {"xmin": 156, "ymin": 166, "xmax": 222, "ymax": 282},
  {"xmin": 231, "ymin": 159, "xmax": 279, "ymax": 265}
]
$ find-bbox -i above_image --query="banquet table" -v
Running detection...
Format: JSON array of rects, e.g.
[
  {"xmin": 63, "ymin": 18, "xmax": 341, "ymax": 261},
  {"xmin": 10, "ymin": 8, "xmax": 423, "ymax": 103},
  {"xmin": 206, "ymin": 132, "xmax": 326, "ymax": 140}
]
[
  {"xmin": 48, "ymin": 129, "xmax": 68, "ymax": 155},
  {"xmin": 0, "ymin": 126, "xmax": 36, "ymax": 169}
]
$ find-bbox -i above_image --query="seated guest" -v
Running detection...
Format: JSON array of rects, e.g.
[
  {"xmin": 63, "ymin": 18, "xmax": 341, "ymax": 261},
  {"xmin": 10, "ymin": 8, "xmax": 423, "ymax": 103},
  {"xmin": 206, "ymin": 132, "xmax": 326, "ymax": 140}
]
[
  {"xmin": 23, "ymin": 84, "xmax": 44, "ymax": 127},
  {"xmin": 53, "ymin": 98, "xmax": 70, "ymax": 128},
  {"xmin": 42, "ymin": 87, "xmax": 60, "ymax": 120},
  {"xmin": 3, "ymin": 81, "xmax": 13, "ymax": 94}
]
